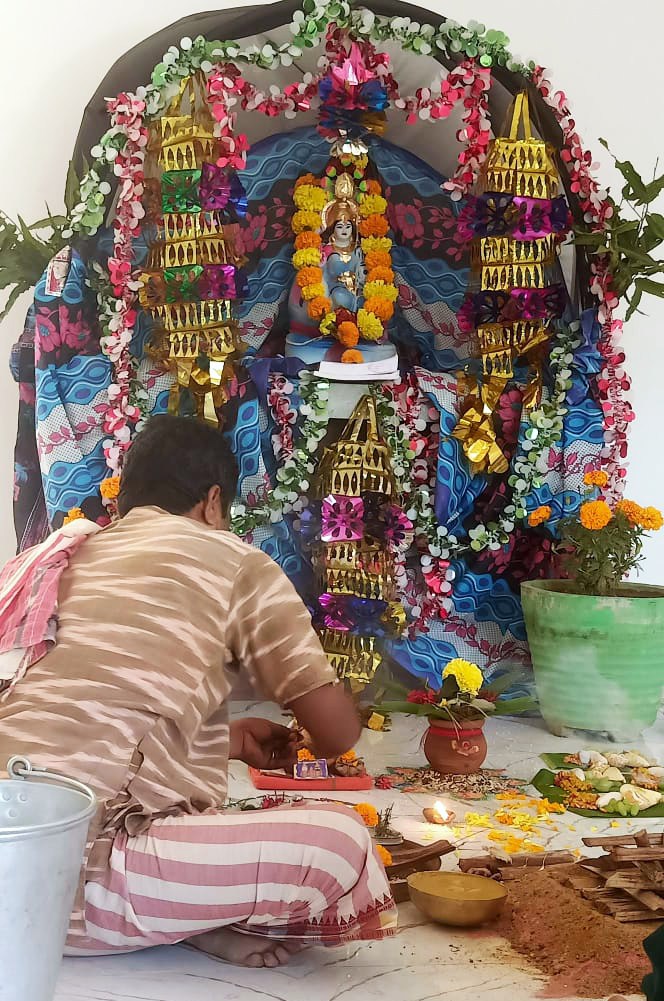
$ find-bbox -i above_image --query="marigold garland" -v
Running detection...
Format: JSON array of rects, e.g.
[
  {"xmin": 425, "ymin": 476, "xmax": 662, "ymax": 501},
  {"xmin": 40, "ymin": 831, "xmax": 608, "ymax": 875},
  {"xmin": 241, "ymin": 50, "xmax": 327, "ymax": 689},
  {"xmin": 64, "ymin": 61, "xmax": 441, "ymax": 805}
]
[
  {"xmin": 63, "ymin": 507, "xmax": 85, "ymax": 525},
  {"xmin": 99, "ymin": 476, "xmax": 121, "ymax": 500},
  {"xmin": 291, "ymin": 155, "xmax": 399, "ymax": 360},
  {"xmin": 341, "ymin": 349, "xmax": 364, "ymax": 363},
  {"xmin": 528, "ymin": 505, "xmax": 552, "ymax": 528}
]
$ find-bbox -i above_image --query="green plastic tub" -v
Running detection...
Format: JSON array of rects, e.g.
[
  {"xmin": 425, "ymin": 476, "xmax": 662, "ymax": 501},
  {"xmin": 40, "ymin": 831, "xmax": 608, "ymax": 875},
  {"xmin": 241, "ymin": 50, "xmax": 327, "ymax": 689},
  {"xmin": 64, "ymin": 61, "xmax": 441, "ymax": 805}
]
[{"xmin": 521, "ymin": 579, "xmax": 664, "ymax": 741}]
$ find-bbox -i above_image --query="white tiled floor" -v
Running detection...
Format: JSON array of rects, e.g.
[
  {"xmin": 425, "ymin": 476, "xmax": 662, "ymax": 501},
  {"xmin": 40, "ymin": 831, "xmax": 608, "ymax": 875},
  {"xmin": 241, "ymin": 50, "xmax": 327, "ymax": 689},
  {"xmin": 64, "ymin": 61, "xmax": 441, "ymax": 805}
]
[{"xmin": 55, "ymin": 704, "xmax": 664, "ymax": 1001}]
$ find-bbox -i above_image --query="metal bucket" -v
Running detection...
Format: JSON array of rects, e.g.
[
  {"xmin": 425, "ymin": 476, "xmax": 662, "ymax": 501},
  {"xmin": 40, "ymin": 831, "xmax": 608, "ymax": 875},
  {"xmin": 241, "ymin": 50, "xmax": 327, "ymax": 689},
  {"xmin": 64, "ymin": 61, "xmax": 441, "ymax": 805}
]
[{"xmin": 0, "ymin": 756, "xmax": 96, "ymax": 1001}]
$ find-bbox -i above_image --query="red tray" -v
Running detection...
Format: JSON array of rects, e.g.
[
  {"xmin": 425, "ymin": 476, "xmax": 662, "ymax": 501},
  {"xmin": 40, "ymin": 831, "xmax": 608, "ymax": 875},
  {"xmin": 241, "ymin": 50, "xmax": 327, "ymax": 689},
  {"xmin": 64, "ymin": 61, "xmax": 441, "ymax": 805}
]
[{"xmin": 249, "ymin": 767, "xmax": 374, "ymax": 792}]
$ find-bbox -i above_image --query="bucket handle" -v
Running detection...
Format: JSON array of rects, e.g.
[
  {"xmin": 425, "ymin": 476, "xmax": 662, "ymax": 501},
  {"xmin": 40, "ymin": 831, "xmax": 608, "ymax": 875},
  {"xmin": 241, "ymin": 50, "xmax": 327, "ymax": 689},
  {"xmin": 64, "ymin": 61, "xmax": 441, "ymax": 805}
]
[{"xmin": 7, "ymin": 756, "xmax": 95, "ymax": 803}]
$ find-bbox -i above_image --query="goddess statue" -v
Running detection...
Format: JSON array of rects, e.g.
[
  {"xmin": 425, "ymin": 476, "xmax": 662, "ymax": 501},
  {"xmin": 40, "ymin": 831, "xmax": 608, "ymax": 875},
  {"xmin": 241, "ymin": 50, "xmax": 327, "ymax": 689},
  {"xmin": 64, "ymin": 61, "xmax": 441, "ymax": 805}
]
[
  {"xmin": 286, "ymin": 170, "xmax": 397, "ymax": 376},
  {"xmin": 319, "ymin": 176, "xmax": 365, "ymax": 316}
]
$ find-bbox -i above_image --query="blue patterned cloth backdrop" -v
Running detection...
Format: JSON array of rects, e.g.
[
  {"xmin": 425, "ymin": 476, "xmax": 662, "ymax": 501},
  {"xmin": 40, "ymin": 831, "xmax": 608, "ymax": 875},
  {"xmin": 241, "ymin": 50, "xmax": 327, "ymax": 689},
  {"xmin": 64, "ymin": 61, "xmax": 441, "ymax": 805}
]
[{"xmin": 10, "ymin": 125, "xmax": 605, "ymax": 697}]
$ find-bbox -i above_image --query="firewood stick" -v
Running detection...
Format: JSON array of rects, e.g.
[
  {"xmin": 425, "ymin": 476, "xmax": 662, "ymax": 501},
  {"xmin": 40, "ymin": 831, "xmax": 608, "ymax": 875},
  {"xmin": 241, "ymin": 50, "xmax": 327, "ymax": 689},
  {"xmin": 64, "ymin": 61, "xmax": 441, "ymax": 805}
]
[
  {"xmin": 612, "ymin": 847, "xmax": 664, "ymax": 861},
  {"xmin": 583, "ymin": 833, "xmax": 664, "ymax": 848},
  {"xmin": 459, "ymin": 850, "xmax": 576, "ymax": 871}
]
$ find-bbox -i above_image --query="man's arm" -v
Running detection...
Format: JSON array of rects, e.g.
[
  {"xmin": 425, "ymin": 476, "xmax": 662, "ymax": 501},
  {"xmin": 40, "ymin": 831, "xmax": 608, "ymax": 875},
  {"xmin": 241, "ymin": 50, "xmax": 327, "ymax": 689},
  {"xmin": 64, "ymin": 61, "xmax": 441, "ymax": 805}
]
[
  {"xmin": 226, "ymin": 549, "xmax": 359, "ymax": 757},
  {"xmin": 288, "ymin": 683, "xmax": 360, "ymax": 759}
]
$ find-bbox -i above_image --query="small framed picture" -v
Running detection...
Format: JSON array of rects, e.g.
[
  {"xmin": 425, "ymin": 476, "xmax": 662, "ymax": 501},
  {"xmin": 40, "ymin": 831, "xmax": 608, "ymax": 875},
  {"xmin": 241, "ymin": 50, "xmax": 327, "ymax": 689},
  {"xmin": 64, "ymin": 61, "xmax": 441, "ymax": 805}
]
[{"xmin": 294, "ymin": 759, "xmax": 329, "ymax": 780}]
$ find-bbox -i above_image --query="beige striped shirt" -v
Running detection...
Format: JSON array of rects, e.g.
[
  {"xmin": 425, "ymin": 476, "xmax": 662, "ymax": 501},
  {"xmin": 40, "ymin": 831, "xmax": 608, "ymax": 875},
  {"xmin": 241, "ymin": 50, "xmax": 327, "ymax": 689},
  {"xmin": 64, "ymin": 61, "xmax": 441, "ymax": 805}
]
[{"xmin": 0, "ymin": 506, "xmax": 335, "ymax": 927}]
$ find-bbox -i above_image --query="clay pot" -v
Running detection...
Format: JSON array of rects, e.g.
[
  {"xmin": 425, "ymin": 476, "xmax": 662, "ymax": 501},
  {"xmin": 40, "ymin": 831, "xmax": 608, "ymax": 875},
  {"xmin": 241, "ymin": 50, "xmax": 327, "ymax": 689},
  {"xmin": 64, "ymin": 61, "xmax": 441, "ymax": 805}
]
[{"xmin": 423, "ymin": 719, "xmax": 487, "ymax": 775}]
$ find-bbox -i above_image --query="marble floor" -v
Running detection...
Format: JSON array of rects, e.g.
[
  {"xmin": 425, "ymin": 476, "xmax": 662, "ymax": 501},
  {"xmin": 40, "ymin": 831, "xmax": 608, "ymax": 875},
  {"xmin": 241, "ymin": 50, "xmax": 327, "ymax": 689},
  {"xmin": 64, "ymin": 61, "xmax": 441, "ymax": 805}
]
[{"xmin": 55, "ymin": 704, "xmax": 664, "ymax": 1001}]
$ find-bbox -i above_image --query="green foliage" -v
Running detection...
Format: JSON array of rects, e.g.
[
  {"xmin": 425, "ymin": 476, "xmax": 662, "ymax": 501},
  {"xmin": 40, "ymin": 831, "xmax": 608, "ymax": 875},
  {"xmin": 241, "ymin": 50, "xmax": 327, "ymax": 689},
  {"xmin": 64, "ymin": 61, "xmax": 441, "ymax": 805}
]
[
  {"xmin": 574, "ymin": 143, "xmax": 664, "ymax": 320},
  {"xmin": 0, "ymin": 160, "xmax": 80, "ymax": 323},
  {"xmin": 373, "ymin": 668, "xmax": 536, "ymax": 723},
  {"xmin": 559, "ymin": 508, "xmax": 645, "ymax": 596}
]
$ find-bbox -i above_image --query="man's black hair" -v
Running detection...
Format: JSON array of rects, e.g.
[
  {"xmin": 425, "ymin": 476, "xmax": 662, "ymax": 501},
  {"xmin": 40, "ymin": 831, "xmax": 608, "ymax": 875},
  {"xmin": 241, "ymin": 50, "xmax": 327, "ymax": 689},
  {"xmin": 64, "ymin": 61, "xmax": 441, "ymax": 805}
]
[{"xmin": 117, "ymin": 415, "xmax": 239, "ymax": 518}]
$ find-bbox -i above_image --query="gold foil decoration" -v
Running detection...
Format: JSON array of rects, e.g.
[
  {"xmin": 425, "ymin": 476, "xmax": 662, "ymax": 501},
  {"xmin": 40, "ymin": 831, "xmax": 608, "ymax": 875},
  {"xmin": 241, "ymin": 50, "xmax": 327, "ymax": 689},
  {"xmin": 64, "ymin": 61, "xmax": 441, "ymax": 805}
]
[
  {"xmin": 480, "ymin": 262, "xmax": 545, "ymax": 291},
  {"xmin": 451, "ymin": 91, "xmax": 564, "ymax": 473},
  {"xmin": 320, "ymin": 630, "xmax": 383, "ymax": 685},
  {"xmin": 316, "ymin": 395, "xmax": 396, "ymax": 498},
  {"xmin": 140, "ymin": 71, "xmax": 245, "ymax": 426},
  {"xmin": 452, "ymin": 375, "xmax": 510, "ymax": 476},
  {"xmin": 473, "ymin": 234, "xmax": 556, "ymax": 268},
  {"xmin": 159, "ymin": 76, "xmax": 217, "ymax": 172},
  {"xmin": 478, "ymin": 93, "xmax": 558, "ymax": 200}
]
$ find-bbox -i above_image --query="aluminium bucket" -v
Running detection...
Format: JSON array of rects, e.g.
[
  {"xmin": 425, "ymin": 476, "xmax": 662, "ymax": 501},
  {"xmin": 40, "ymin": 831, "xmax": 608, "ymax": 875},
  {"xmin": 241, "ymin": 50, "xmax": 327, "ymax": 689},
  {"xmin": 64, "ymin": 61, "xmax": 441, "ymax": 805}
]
[{"xmin": 0, "ymin": 756, "xmax": 96, "ymax": 1001}]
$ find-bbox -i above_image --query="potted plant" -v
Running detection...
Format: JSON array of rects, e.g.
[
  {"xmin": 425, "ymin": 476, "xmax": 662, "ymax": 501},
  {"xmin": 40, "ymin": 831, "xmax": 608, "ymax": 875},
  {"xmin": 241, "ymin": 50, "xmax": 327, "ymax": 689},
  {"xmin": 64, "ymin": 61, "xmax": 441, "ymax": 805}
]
[
  {"xmin": 375, "ymin": 662, "xmax": 536, "ymax": 775},
  {"xmin": 522, "ymin": 472, "xmax": 664, "ymax": 741}
]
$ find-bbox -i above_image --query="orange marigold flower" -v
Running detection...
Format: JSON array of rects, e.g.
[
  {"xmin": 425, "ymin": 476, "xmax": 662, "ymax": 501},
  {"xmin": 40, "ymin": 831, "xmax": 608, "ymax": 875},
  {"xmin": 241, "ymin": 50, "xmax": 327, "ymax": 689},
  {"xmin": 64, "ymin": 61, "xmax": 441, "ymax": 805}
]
[
  {"xmin": 639, "ymin": 506, "xmax": 664, "ymax": 531},
  {"xmin": 364, "ymin": 250, "xmax": 392, "ymax": 271},
  {"xmin": 359, "ymin": 215, "xmax": 389, "ymax": 238},
  {"xmin": 294, "ymin": 173, "xmax": 318, "ymax": 188},
  {"xmin": 528, "ymin": 505, "xmax": 552, "ymax": 528},
  {"xmin": 296, "ymin": 266, "xmax": 323, "ymax": 289},
  {"xmin": 308, "ymin": 295, "xmax": 332, "ymax": 320},
  {"xmin": 615, "ymin": 499, "xmax": 642, "ymax": 525},
  {"xmin": 583, "ymin": 469, "xmax": 609, "ymax": 488},
  {"xmin": 579, "ymin": 499, "xmax": 613, "ymax": 531},
  {"xmin": 63, "ymin": 507, "xmax": 85, "ymax": 525},
  {"xmin": 295, "ymin": 231, "xmax": 322, "ymax": 251},
  {"xmin": 100, "ymin": 476, "xmax": 121, "ymax": 500},
  {"xmin": 364, "ymin": 296, "xmax": 394, "ymax": 322},
  {"xmin": 375, "ymin": 844, "xmax": 393, "ymax": 866},
  {"xmin": 366, "ymin": 266, "xmax": 395, "ymax": 285},
  {"xmin": 339, "ymin": 749, "xmax": 357, "ymax": 763},
  {"xmin": 337, "ymin": 321, "xmax": 360, "ymax": 347},
  {"xmin": 365, "ymin": 180, "xmax": 382, "ymax": 195},
  {"xmin": 354, "ymin": 803, "xmax": 379, "ymax": 827},
  {"xmin": 297, "ymin": 748, "xmax": 316, "ymax": 762},
  {"xmin": 341, "ymin": 349, "xmax": 364, "ymax": 364}
]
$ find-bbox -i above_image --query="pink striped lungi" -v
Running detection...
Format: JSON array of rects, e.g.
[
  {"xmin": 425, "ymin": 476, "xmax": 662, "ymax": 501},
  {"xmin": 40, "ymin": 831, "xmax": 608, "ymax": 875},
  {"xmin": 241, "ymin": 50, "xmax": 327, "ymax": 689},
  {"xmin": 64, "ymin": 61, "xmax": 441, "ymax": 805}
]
[{"xmin": 66, "ymin": 803, "xmax": 397, "ymax": 955}]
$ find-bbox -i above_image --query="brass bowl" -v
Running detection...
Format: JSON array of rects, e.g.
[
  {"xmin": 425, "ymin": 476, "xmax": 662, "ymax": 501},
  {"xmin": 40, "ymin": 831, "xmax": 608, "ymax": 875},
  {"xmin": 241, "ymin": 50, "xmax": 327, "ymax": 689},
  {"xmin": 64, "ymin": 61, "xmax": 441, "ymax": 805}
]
[{"xmin": 407, "ymin": 871, "xmax": 507, "ymax": 928}]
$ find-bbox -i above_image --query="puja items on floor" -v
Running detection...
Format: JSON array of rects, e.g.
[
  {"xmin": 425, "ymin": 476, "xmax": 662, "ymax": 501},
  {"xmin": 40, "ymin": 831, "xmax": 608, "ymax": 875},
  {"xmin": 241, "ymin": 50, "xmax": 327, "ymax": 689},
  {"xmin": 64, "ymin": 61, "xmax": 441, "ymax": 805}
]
[
  {"xmin": 533, "ymin": 749, "xmax": 664, "ymax": 817},
  {"xmin": 374, "ymin": 766, "xmax": 525, "ymax": 800}
]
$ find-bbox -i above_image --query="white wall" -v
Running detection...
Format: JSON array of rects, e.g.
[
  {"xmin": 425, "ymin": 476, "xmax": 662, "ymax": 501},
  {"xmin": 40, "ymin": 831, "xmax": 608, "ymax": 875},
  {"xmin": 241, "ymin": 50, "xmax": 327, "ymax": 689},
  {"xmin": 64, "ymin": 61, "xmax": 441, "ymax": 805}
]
[{"xmin": 1, "ymin": 1, "xmax": 662, "ymax": 579}]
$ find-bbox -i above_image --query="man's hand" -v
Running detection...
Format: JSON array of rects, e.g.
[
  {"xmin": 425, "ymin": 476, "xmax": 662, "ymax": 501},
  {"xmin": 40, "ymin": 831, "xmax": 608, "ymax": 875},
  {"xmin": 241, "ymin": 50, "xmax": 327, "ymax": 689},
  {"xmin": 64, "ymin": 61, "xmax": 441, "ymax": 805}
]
[{"xmin": 229, "ymin": 718, "xmax": 301, "ymax": 771}]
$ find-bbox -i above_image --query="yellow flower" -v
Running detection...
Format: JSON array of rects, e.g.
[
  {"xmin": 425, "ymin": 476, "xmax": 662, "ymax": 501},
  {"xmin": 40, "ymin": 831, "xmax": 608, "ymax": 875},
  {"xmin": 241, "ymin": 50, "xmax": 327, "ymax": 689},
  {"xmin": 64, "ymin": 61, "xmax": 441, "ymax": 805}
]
[
  {"xmin": 292, "ymin": 209, "xmax": 321, "ymax": 234},
  {"xmin": 292, "ymin": 247, "xmax": 321, "ymax": 269},
  {"xmin": 528, "ymin": 505, "xmax": 551, "ymax": 528},
  {"xmin": 297, "ymin": 748, "xmax": 315, "ymax": 762},
  {"xmin": 442, "ymin": 658, "xmax": 484, "ymax": 696},
  {"xmin": 579, "ymin": 499, "xmax": 613, "ymax": 530},
  {"xmin": 301, "ymin": 282, "xmax": 326, "ymax": 301},
  {"xmin": 463, "ymin": 812, "xmax": 491, "ymax": 828},
  {"xmin": 293, "ymin": 184, "xmax": 328, "ymax": 212},
  {"xmin": 359, "ymin": 194, "xmax": 388, "ymax": 218},
  {"xmin": 375, "ymin": 844, "xmax": 393, "ymax": 867},
  {"xmin": 100, "ymin": 475, "xmax": 121, "ymax": 500},
  {"xmin": 354, "ymin": 803, "xmax": 379, "ymax": 827},
  {"xmin": 364, "ymin": 280, "xmax": 399, "ymax": 303},
  {"xmin": 357, "ymin": 308, "xmax": 384, "ymax": 341},
  {"xmin": 638, "ymin": 506, "xmax": 664, "ymax": 532},
  {"xmin": 583, "ymin": 470, "xmax": 609, "ymax": 488},
  {"xmin": 63, "ymin": 507, "xmax": 85, "ymax": 525},
  {"xmin": 361, "ymin": 236, "xmax": 392, "ymax": 255},
  {"xmin": 339, "ymin": 749, "xmax": 357, "ymax": 763},
  {"xmin": 319, "ymin": 312, "xmax": 337, "ymax": 337}
]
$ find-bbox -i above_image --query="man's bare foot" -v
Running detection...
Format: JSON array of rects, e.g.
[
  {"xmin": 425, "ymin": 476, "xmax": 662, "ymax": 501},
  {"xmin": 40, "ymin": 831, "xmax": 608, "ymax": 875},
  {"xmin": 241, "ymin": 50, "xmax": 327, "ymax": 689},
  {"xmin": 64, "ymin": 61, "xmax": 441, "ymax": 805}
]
[{"xmin": 187, "ymin": 927, "xmax": 306, "ymax": 968}]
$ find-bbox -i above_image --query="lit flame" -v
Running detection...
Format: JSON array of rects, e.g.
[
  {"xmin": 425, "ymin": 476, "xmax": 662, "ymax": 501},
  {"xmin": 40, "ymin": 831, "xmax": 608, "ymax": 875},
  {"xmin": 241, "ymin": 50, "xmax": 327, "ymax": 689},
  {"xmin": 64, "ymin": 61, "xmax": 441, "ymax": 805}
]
[{"xmin": 434, "ymin": 801, "xmax": 449, "ymax": 822}]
